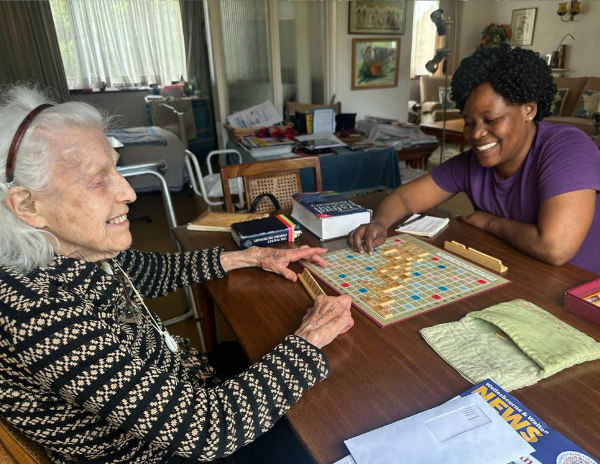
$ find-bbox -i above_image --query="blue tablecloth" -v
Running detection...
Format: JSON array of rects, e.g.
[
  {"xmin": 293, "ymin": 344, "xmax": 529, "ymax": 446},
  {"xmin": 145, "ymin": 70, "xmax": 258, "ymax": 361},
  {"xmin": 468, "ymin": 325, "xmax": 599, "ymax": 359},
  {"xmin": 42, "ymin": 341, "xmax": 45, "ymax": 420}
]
[{"xmin": 229, "ymin": 142, "xmax": 401, "ymax": 195}]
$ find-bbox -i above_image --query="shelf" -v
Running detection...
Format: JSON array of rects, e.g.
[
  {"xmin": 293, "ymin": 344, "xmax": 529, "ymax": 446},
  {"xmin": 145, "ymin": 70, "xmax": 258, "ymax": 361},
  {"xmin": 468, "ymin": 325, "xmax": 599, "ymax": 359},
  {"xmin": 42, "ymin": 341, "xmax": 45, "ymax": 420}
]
[{"xmin": 551, "ymin": 68, "xmax": 568, "ymax": 77}]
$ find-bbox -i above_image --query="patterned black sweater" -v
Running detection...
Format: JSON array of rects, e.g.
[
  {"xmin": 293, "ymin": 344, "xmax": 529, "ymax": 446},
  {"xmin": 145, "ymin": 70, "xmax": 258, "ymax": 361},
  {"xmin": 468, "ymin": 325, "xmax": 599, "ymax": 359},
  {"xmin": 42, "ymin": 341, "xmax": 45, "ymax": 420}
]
[{"xmin": 0, "ymin": 248, "xmax": 329, "ymax": 463}]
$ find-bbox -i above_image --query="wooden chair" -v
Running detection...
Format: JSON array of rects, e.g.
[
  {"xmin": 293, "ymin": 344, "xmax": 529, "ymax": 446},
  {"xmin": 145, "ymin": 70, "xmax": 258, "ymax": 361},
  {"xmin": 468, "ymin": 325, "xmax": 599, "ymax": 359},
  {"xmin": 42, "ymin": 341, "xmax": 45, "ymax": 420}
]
[
  {"xmin": 220, "ymin": 157, "xmax": 323, "ymax": 213},
  {"xmin": 0, "ymin": 418, "xmax": 49, "ymax": 464}
]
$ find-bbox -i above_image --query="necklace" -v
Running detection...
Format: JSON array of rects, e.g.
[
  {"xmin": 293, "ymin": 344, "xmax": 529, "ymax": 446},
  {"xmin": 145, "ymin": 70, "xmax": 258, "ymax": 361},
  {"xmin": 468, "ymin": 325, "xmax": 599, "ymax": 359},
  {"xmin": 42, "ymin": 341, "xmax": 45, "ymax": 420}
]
[{"xmin": 102, "ymin": 260, "xmax": 179, "ymax": 354}]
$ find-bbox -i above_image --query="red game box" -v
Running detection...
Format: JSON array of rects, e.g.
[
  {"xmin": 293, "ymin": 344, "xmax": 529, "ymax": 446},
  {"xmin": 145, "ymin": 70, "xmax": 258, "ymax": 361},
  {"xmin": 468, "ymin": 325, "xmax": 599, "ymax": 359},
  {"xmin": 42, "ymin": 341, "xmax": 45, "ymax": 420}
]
[{"xmin": 564, "ymin": 277, "xmax": 600, "ymax": 326}]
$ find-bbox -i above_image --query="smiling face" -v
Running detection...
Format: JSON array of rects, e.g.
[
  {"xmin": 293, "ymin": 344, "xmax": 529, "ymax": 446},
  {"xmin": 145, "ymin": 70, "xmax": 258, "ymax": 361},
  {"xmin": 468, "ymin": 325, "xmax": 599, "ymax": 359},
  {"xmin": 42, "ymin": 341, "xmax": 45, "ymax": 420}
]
[
  {"xmin": 462, "ymin": 82, "xmax": 537, "ymax": 179},
  {"xmin": 30, "ymin": 126, "xmax": 137, "ymax": 261}
]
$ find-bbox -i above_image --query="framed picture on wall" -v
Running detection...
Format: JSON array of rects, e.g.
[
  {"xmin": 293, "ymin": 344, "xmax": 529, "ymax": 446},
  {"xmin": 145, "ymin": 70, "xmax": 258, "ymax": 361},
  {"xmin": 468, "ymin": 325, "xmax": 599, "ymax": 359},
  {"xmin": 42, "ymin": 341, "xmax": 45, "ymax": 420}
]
[
  {"xmin": 510, "ymin": 7, "xmax": 537, "ymax": 46},
  {"xmin": 351, "ymin": 38, "xmax": 400, "ymax": 90},
  {"xmin": 348, "ymin": 0, "xmax": 406, "ymax": 35}
]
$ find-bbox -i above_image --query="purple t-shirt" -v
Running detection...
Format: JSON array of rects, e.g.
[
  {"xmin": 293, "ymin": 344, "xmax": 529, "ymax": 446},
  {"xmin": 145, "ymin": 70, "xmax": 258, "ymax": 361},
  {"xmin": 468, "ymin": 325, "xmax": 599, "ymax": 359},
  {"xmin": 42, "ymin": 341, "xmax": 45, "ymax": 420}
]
[{"xmin": 431, "ymin": 121, "xmax": 600, "ymax": 274}]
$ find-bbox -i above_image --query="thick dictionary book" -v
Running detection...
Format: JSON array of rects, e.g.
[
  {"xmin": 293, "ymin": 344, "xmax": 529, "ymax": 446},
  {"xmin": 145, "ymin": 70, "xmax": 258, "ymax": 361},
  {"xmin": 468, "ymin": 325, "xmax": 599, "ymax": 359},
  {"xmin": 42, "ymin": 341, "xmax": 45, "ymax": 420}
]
[
  {"xmin": 230, "ymin": 214, "xmax": 301, "ymax": 249},
  {"xmin": 291, "ymin": 191, "xmax": 371, "ymax": 241},
  {"xmin": 462, "ymin": 379, "xmax": 597, "ymax": 463}
]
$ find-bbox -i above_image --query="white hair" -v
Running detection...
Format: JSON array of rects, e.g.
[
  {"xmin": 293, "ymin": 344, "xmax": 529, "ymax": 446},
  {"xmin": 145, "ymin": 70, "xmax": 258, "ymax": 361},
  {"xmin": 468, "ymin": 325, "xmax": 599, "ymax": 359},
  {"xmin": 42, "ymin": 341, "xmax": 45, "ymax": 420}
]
[{"xmin": 0, "ymin": 84, "xmax": 109, "ymax": 272}]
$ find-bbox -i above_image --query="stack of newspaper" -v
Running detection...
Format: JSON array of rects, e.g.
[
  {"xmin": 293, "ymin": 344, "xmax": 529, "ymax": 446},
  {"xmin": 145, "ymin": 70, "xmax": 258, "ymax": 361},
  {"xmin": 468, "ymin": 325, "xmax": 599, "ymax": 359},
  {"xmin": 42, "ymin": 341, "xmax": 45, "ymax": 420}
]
[
  {"xmin": 226, "ymin": 101, "xmax": 281, "ymax": 128},
  {"xmin": 238, "ymin": 136, "xmax": 295, "ymax": 158}
]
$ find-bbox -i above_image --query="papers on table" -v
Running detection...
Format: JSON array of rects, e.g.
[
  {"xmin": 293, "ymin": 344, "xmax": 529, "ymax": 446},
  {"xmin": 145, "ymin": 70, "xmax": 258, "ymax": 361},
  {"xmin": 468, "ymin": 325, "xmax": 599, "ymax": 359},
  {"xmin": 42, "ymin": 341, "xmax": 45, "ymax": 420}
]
[
  {"xmin": 355, "ymin": 120, "xmax": 438, "ymax": 149},
  {"xmin": 343, "ymin": 393, "xmax": 534, "ymax": 464},
  {"xmin": 238, "ymin": 136, "xmax": 295, "ymax": 158},
  {"xmin": 312, "ymin": 107, "xmax": 335, "ymax": 133},
  {"xmin": 332, "ymin": 455, "xmax": 357, "ymax": 464},
  {"xmin": 226, "ymin": 101, "xmax": 282, "ymax": 128},
  {"xmin": 106, "ymin": 135, "xmax": 124, "ymax": 149},
  {"xmin": 295, "ymin": 132, "xmax": 346, "ymax": 149},
  {"xmin": 395, "ymin": 214, "xmax": 449, "ymax": 238}
]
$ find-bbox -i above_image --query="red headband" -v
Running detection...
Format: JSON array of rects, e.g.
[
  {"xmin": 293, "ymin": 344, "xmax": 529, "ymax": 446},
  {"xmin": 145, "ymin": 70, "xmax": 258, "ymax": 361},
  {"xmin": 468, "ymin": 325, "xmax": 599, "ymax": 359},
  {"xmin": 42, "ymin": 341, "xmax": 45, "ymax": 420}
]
[{"xmin": 6, "ymin": 103, "xmax": 53, "ymax": 185}]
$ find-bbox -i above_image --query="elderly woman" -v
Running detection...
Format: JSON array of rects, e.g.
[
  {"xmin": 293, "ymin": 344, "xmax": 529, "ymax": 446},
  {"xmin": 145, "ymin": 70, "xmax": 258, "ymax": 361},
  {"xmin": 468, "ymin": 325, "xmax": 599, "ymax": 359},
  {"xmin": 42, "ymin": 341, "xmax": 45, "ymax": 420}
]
[
  {"xmin": 349, "ymin": 44, "xmax": 600, "ymax": 274},
  {"xmin": 0, "ymin": 85, "xmax": 353, "ymax": 463}
]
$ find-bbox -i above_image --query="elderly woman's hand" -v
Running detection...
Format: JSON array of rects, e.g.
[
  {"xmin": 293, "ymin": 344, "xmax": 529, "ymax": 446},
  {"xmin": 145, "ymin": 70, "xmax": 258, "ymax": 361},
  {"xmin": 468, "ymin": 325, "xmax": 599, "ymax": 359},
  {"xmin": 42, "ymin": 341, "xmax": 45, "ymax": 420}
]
[
  {"xmin": 252, "ymin": 245, "xmax": 327, "ymax": 282},
  {"xmin": 294, "ymin": 294, "xmax": 353, "ymax": 349},
  {"xmin": 220, "ymin": 245, "xmax": 327, "ymax": 281}
]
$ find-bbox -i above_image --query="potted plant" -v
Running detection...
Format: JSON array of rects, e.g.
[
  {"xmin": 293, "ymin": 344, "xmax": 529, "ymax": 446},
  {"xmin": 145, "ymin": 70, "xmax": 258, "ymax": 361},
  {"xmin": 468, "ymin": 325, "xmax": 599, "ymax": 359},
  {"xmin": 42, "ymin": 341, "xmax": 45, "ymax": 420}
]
[{"xmin": 480, "ymin": 23, "xmax": 512, "ymax": 48}]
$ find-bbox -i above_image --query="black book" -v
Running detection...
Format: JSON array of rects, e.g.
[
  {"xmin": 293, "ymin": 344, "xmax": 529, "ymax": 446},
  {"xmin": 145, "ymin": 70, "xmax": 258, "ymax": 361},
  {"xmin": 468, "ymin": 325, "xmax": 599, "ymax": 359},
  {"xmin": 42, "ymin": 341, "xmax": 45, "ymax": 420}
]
[{"xmin": 230, "ymin": 214, "xmax": 302, "ymax": 249}]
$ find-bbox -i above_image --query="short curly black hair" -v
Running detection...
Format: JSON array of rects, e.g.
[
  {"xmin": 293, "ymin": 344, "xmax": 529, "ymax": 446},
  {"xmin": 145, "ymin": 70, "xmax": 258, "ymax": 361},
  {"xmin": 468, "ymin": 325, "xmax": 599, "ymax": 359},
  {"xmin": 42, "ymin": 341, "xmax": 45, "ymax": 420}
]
[{"xmin": 451, "ymin": 44, "xmax": 556, "ymax": 121}]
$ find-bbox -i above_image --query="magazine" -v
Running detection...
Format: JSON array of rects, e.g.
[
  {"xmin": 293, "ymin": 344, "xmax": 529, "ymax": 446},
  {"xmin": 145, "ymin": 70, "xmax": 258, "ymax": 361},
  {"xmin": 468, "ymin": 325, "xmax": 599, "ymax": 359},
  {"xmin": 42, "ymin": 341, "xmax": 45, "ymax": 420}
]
[{"xmin": 462, "ymin": 379, "xmax": 598, "ymax": 464}]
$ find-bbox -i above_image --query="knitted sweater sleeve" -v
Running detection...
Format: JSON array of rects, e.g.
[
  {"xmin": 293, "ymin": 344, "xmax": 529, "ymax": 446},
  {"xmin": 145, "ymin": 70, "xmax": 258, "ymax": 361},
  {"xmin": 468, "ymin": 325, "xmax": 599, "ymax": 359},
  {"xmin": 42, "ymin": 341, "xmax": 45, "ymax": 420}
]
[
  {"xmin": 12, "ymin": 286, "xmax": 329, "ymax": 460},
  {"xmin": 115, "ymin": 247, "xmax": 227, "ymax": 298}
]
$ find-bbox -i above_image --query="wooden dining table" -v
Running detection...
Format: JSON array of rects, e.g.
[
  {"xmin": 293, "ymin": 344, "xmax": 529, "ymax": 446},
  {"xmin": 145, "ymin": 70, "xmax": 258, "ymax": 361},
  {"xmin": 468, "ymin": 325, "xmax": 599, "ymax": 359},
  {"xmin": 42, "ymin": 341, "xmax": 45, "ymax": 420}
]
[{"xmin": 172, "ymin": 194, "xmax": 600, "ymax": 463}]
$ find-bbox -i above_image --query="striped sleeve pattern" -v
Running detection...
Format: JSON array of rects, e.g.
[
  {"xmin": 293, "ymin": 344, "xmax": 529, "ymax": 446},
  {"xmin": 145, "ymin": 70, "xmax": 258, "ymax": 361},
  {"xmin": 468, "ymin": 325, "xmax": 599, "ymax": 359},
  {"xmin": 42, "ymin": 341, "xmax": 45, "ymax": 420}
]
[
  {"xmin": 117, "ymin": 247, "xmax": 227, "ymax": 298},
  {"xmin": 0, "ymin": 254, "xmax": 329, "ymax": 463}
]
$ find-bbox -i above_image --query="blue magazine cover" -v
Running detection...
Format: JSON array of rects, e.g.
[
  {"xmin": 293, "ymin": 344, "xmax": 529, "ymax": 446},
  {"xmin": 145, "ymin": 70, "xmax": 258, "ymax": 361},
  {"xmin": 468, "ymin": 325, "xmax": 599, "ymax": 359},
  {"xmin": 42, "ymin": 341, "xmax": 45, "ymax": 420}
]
[{"xmin": 461, "ymin": 379, "xmax": 598, "ymax": 464}]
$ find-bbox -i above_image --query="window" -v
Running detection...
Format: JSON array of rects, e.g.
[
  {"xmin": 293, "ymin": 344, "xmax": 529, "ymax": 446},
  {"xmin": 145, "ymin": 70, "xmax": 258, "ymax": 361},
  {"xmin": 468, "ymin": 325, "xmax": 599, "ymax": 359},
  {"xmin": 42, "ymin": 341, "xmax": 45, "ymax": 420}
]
[
  {"xmin": 410, "ymin": 0, "xmax": 439, "ymax": 78},
  {"xmin": 50, "ymin": 0, "xmax": 186, "ymax": 90},
  {"xmin": 211, "ymin": 0, "xmax": 326, "ymax": 114}
]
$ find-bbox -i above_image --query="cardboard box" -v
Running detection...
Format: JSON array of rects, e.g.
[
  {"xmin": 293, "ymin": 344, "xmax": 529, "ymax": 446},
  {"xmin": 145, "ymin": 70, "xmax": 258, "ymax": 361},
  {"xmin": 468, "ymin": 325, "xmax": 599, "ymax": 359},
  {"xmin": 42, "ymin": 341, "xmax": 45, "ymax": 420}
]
[{"xmin": 564, "ymin": 277, "xmax": 600, "ymax": 326}]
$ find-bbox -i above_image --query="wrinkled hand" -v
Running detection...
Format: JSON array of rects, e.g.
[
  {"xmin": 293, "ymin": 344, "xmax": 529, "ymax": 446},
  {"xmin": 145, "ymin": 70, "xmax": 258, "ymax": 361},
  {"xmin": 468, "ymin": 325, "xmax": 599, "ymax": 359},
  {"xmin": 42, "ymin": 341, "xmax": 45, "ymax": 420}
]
[
  {"xmin": 347, "ymin": 221, "xmax": 388, "ymax": 254},
  {"xmin": 457, "ymin": 211, "xmax": 495, "ymax": 231},
  {"xmin": 254, "ymin": 245, "xmax": 327, "ymax": 282},
  {"xmin": 294, "ymin": 295, "xmax": 353, "ymax": 349}
]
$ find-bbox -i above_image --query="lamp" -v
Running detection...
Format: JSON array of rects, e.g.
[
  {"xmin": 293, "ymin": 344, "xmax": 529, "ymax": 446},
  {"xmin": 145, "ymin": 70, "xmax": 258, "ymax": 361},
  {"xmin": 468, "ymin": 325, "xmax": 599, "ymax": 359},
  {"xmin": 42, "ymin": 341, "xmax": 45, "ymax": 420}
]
[
  {"xmin": 430, "ymin": 9, "xmax": 447, "ymax": 36},
  {"xmin": 557, "ymin": 0, "xmax": 581, "ymax": 21},
  {"xmin": 427, "ymin": 8, "xmax": 453, "ymax": 165},
  {"xmin": 425, "ymin": 48, "xmax": 451, "ymax": 74}
]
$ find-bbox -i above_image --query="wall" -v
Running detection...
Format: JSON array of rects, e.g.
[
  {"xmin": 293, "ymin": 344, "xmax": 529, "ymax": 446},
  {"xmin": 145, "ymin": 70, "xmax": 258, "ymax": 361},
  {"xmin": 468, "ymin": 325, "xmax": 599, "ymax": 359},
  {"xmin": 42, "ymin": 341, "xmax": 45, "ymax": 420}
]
[
  {"xmin": 332, "ymin": 0, "xmax": 600, "ymax": 123},
  {"xmin": 71, "ymin": 90, "xmax": 149, "ymax": 127},
  {"xmin": 70, "ymin": 1, "xmax": 413, "ymax": 128},
  {"xmin": 457, "ymin": 0, "xmax": 600, "ymax": 77},
  {"xmin": 333, "ymin": 1, "xmax": 414, "ymax": 121},
  {"xmin": 76, "ymin": 1, "xmax": 600, "ymax": 129}
]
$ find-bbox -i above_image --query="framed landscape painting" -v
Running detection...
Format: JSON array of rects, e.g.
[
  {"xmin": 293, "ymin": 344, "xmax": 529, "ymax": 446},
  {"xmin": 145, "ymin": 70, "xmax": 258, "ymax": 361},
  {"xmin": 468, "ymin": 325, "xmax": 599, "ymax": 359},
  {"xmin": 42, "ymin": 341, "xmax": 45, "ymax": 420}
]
[
  {"xmin": 348, "ymin": 0, "xmax": 406, "ymax": 35},
  {"xmin": 351, "ymin": 38, "xmax": 400, "ymax": 90}
]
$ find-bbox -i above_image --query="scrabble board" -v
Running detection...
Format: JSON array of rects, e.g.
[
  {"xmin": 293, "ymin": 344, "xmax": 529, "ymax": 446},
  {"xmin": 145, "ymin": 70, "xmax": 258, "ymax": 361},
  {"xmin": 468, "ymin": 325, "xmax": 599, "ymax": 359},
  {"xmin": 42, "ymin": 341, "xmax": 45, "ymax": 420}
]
[{"xmin": 303, "ymin": 234, "xmax": 510, "ymax": 327}]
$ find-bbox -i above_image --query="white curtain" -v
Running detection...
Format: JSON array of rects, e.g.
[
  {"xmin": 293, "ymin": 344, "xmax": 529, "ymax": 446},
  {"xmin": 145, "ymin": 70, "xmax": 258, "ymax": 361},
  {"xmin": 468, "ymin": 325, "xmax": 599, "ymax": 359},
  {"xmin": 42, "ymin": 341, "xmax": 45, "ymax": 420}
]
[{"xmin": 51, "ymin": 0, "xmax": 186, "ymax": 89}]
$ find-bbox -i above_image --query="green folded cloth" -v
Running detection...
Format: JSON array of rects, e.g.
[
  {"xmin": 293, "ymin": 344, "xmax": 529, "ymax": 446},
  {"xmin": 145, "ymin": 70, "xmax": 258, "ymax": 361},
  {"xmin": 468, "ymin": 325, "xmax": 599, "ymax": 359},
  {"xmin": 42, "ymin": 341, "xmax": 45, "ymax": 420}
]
[{"xmin": 420, "ymin": 299, "xmax": 600, "ymax": 391}]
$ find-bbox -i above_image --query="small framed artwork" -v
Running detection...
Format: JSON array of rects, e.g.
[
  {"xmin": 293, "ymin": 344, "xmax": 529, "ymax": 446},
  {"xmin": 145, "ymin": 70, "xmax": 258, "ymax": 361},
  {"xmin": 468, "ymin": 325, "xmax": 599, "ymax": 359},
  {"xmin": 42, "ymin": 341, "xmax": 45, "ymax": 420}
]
[
  {"xmin": 351, "ymin": 38, "xmax": 400, "ymax": 90},
  {"xmin": 510, "ymin": 7, "xmax": 537, "ymax": 46},
  {"xmin": 348, "ymin": 0, "xmax": 406, "ymax": 35}
]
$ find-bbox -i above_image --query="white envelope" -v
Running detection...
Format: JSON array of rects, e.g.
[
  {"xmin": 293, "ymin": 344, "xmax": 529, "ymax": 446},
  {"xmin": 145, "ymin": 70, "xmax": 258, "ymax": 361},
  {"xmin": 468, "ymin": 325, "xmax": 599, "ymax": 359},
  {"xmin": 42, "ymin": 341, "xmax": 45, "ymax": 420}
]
[{"xmin": 344, "ymin": 393, "xmax": 534, "ymax": 464}]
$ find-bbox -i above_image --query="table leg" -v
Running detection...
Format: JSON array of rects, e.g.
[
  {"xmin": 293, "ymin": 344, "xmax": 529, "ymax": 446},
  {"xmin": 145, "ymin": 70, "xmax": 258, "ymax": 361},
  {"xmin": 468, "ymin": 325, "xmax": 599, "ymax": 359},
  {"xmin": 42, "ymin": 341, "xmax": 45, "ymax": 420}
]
[{"xmin": 191, "ymin": 283, "xmax": 217, "ymax": 353}]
